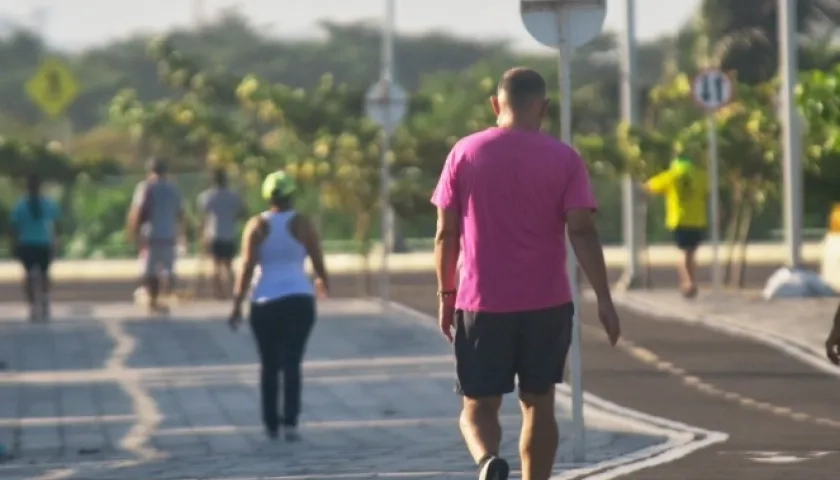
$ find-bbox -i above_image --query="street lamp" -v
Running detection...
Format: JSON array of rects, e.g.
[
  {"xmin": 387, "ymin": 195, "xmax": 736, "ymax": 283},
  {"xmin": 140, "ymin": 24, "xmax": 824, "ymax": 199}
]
[{"xmin": 365, "ymin": 0, "xmax": 408, "ymax": 305}]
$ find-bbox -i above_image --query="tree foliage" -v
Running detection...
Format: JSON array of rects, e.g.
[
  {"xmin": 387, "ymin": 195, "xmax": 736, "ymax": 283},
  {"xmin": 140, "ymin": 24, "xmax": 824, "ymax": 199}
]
[{"xmin": 0, "ymin": 3, "xmax": 838, "ymax": 259}]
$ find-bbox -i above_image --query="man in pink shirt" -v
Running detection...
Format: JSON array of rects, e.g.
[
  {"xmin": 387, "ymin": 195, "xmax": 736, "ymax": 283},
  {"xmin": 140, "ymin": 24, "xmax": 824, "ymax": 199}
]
[{"xmin": 432, "ymin": 67, "xmax": 621, "ymax": 480}]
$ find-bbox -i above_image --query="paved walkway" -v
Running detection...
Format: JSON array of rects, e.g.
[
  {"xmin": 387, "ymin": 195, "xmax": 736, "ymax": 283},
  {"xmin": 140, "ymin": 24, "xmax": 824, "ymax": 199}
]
[{"xmin": 0, "ymin": 300, "xmax": 673, "ymax": 480}]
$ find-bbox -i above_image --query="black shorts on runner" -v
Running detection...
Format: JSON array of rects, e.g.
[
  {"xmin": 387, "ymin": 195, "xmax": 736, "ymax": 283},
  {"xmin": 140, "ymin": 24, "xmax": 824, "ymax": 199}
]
[
  {"xmin": 209, "ymin": 240, "xmax": 236, "ymax": 261},
  {"xmin": 15, "ymin": 244, "xmax": 53, "ymax": 274},
  {"xmin": 453, "ymin": 303, "xmax": 574, "ymax": 397},
  {"xmin": 673, "ymin": 227, "xmax": 705, "ymax": 251}
]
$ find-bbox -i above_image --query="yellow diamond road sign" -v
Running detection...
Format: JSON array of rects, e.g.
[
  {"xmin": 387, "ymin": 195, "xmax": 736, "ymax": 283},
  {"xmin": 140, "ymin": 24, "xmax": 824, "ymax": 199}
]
[{"xmin": 26, "ymin": 57, "xmax": 79, "ymax": 117}]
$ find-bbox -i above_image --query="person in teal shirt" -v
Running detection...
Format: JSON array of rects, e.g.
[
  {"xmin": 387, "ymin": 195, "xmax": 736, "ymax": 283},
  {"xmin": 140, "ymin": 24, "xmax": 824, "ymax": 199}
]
[{"xmin": 10, "ymin": 174, "xmax": 61, "ymax": 321}]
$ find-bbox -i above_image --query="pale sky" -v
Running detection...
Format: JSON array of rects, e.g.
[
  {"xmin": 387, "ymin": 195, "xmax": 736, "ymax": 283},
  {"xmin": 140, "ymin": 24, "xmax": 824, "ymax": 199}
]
[{"xmin": 0, "ymin": 0, "xmax": 701, "ymax": 53}]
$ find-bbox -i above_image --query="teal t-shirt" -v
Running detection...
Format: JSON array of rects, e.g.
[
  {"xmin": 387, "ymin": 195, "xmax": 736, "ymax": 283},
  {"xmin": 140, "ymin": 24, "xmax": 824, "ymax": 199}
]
[{"xmin": 11, "ymin": 196, "xmax": 61, "ymax": 245}]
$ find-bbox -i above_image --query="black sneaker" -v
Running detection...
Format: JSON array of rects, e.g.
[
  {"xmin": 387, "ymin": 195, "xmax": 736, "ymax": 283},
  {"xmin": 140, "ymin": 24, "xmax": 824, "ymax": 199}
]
[{"xmin": 478, "ymin": 455, "xmax": 509, "ymax": 480}]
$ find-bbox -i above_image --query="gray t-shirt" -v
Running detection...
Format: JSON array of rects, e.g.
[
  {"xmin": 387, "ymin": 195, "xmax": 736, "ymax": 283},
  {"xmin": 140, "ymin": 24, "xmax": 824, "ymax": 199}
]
[
  {"xmin": 132, "ymin": 178, "xmax": 183, "ymax": 241},
  {"xmin": 198, "ymin": 187, "xmax": 243, "ymax": 242}
]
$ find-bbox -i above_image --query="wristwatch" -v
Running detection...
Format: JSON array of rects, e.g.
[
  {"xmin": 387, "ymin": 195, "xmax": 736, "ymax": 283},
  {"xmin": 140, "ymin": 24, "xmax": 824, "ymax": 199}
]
[{"xmin": 437, "ymin": 290, "xmax": 457, "ymax": 299}]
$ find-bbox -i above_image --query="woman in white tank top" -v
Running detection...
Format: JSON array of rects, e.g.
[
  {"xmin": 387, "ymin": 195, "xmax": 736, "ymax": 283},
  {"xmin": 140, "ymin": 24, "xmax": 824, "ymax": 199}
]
[{"xmin": 228, "ymin": 171, "xmax": 329, "ymax": 442}]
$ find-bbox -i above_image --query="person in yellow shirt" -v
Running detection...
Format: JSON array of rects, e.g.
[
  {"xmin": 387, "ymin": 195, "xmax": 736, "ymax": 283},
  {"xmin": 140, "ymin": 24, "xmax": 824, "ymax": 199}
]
[{"xmin": 644, "ymin": 157, "xmax": 708, "ymax": 298}]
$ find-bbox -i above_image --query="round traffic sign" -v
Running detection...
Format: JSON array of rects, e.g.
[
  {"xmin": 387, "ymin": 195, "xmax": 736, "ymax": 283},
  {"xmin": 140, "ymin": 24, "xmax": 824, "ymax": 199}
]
[
  {"xmin": 691, "ymin": 69, "xmax": 734, "ymax": 110},
  {"xmin": 365, "ymin": 79, "xmax": 408, "ymax": 134},
  {"xmin": 520, "ymin": 0, "xmax": 607, "ymax": 49}
]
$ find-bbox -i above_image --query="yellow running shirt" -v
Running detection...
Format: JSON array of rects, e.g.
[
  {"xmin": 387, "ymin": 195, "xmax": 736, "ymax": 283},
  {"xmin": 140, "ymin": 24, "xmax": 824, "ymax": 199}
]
[{"xmin": 645, "ymin": 158, "xmax": 708, "ymax": 230}]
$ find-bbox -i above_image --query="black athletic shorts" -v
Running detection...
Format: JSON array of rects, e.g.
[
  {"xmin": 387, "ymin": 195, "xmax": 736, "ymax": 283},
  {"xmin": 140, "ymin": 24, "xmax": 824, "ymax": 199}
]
[
  {"xmin": 209, "ymin": 239, "xmax": 236, "ymax": 261},
  {"xmin": 15, "ymin": 244, "xmax": 53, "ymax": 273},
  {"xmin": 453, "ymin": 303, "xmax": 574, "ymax": 398},
  {"xmin": 673, "ymin": 227, "xmax": 705, "ymax": 251}
]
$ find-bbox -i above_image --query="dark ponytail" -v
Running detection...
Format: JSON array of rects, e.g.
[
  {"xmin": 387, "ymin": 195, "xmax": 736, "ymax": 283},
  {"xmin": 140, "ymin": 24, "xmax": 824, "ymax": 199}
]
[
  {"xmin": 26, "ymin": 174, "xmax": 42, "ymax": 220},
  {"xmin": 28, "ymin": 195, "xmax": 42, "ymax": 220}
]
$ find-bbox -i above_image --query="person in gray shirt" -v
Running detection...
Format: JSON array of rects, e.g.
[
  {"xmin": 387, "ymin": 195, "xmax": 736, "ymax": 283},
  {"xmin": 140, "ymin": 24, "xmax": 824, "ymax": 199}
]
[
  {"xmin": 127, "ymin": 158, "xmax": 185, "ymax": 313},
  {"xmin": 198, "ymin": 168, "xmax": 245, "ymax": 298}
]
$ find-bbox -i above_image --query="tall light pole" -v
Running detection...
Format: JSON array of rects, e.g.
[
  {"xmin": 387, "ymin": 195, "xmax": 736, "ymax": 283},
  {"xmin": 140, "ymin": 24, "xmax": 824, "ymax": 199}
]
[
  {"xmin": 779, "ymin": 0, "xmax": 803, "ymax": 268},
  {"xmin": 521, "ymin": 0, "xmax": 608, "ymax": 462},
  {"xmin": 617, "ymin": 0, "xmax": 642, "ymax": 290},
  {"xmin": 365, "ymin": 0, "xmax": 407, "ymax": 305},
  {"xmin": 380, "ymin": 0, "xmax": 395, "ymax": 303},
  {"xmin": 193, "ymin": 0, "xmax": 205, "ymax": 26}
]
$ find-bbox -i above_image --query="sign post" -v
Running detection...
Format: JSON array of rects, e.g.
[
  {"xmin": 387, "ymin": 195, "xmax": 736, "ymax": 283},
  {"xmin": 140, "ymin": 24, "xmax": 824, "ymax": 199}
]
[
  {"xmin": 691, "ymin": 69, "xmax": 734, "ymax": 296},
  {"xmin": 25, "ymin": 56, "xmax": 79, "ymax": 144},
  {"xmin": 778, "ymin": 0, "xmax": 803, "ymax": 269},
  {"xmin": 365, "ymin": 0, "xmax": 408, "ymax": 306},
  {"xmin": 618, "ymin": 0, "xmax": 643, "ymax": 291},
  {"xmin": 520, "ymin": 0, "xmax": 606, "ymax": 462}
]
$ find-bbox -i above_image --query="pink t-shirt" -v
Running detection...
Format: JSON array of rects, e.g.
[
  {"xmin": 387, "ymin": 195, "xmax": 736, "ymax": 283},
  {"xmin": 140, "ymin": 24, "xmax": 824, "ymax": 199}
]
[{"xmin": 431, "ymin": 127, "xmax": 598, "ymax": 313}]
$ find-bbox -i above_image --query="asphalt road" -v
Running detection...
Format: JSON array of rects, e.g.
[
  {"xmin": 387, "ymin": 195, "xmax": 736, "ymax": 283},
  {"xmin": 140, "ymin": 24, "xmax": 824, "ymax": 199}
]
[{"xmin": 1, "ymin": 265, "xmax": 838, "ymax": 478}]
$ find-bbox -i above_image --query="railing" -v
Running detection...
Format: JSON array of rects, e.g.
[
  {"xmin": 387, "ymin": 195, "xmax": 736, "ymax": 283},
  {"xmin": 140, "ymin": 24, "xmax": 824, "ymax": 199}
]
[{"xmin": 768, "ymin": 228, "xmax": 826, "ymax": 241}]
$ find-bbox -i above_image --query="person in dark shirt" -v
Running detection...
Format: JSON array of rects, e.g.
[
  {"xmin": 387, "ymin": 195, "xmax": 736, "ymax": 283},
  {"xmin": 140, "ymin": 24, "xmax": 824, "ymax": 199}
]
[{"xmin": 827, "ymin": 304, "xmax": 840, "ymax": 365}]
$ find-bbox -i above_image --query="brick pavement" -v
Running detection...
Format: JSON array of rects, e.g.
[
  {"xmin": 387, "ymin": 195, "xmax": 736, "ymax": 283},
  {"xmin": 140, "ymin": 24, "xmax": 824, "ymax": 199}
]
[{"xmin": 0, "ymin": 300, "xmax": 672, "ymax": 480}]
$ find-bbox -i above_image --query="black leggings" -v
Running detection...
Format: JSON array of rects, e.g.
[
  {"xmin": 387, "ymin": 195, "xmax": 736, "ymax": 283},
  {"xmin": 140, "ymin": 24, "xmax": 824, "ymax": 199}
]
[{"xmin": 250, "ymin": 295, "xmax": 316, "ymax": 430}]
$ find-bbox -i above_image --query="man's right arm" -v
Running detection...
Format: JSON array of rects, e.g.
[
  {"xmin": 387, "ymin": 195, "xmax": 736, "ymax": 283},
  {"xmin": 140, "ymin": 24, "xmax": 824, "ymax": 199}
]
[{"xmin": 643, "ymin": 170, "xmax": 673, "ymax": 196}]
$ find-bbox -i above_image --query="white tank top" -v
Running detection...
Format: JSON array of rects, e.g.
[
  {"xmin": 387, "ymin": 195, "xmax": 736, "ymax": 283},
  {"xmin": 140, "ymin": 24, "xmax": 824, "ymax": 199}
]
[{"xmin": 250, "ymin": 210, "xmax": 314, "ymax": 303}]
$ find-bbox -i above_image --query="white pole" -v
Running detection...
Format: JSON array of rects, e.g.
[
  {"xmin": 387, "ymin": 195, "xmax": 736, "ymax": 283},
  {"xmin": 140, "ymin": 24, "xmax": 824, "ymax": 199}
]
[
  {"xmin": 707, "ymin": 115, "xmax": 721, "ymax": 294},
  {"xmin": 380, "ymin": 132, "xmax": 391, "ymax": 304},
  {"xmin": 558, "ymin": 7, "xmax": 585, "ymax": 463},
  {"xmin": 618, "ymin": 0, "xmax": 641, "ymax": 290},
  {"xmin": 382, "ymin": 0, "xmax": 394, "ymax": 82},
  {"xmin": 193, "ymin": 0, "xmax": 205, "ymax": 26},
  {"xmin": 779, "ymin": 0, "xmax": 802, "ymax": 268},
  {"xmin": 379, "ymin": 0, "xmax": 395, "ymax": 303}
]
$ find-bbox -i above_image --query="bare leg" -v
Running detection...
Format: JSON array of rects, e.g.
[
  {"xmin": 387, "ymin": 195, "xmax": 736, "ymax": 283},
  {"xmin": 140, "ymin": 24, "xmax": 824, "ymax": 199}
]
[
  {"xmin": 23, "ymin": 269, "xmax": 35, "ymax": 320},
  {"xmin": 460, "ymin": 396, "xmax": 503, "ymax": 462},
  {"xmin": 212, "ymin": 259, "xmax": 224, "ymax": 299},
  {"xmin": 519, "ymin": 390, "xmax": 559, "ymax": 480},
  {"xmin": 221, "ymin": 260, "xmax": 235, "ymax": 298},
  {"xmin": 680, "ymin": 248, "xmax": 698, "ymax": 297},
  {"xmin": 41, "ymin": 268, "xmax": 51, "ymax": 319},
  {"xmin": 146, "ymin": 274, "xmax": 160, "ymax": 311}
]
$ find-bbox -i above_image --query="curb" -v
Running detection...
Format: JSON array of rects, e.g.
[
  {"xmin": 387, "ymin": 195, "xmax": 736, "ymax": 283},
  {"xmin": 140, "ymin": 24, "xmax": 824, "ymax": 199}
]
[{"xmin": 383, "ymin": 300, "xmax": 728, "ymax": 479}]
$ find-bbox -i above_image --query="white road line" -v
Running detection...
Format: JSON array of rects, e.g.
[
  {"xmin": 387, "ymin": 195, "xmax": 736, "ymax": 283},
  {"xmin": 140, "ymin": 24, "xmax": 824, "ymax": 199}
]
[{"xmin": 384, "ymin": 300, "xmax": 728, "ymax": 479}]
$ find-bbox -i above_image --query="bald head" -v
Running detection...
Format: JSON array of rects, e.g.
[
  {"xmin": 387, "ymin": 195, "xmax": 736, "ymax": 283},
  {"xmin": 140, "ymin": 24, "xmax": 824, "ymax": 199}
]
[
  {"xmin": 492, "ymin": 68, "xmax": 548, "ymax": 129},
  {"xmin": 497, "ymin": 67, "xmax": 547, "ymax": 111}
]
